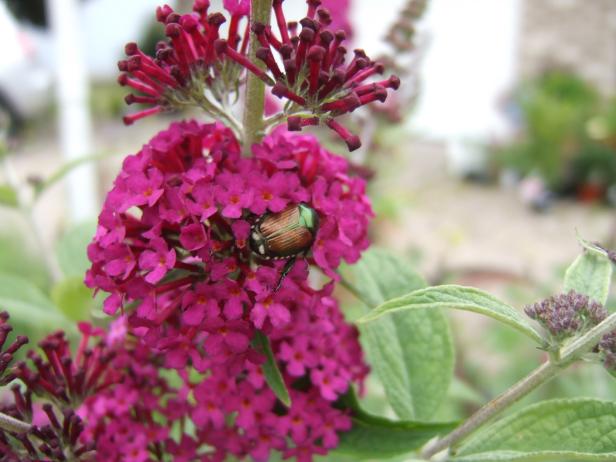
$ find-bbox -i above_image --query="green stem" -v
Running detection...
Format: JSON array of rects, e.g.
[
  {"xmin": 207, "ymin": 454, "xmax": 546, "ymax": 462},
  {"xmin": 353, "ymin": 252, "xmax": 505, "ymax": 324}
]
[
  {"xmin": 421, "ymin": 311, "xmax": 616, "ymax": 460},
  {"xmin": 194, "ymin": 94, "xmax": 243, "ymax": 137},
  {"xmin": 242, "ymin": 0, "xmax": 273, "ymax": 155},
  {"xmin": 0, "ymin": 411, "xmax": 31, "ymax": 434}
]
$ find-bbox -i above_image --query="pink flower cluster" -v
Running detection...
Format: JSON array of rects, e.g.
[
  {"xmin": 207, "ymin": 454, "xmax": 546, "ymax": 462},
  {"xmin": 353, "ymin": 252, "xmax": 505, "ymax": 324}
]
[
  {"xmin": 82, "ymin": 285, "xmax": 366, "ymax": 460},
  {"xmin": 85, "ymin": 121, "xmax": 371, "ymax": 460}
]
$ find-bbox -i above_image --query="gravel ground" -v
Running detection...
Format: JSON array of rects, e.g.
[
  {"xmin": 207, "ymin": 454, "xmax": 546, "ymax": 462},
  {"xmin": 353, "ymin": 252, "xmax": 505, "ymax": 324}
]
[{"xmin": 372, "ymin": 138, "xmax": 615, "ymax": 290}]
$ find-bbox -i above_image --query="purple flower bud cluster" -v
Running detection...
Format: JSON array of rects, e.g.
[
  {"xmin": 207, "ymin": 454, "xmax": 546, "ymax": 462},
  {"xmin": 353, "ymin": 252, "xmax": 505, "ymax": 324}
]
[
  {"xmin": 525, "ymin": 290, "xmax": 607, "ymax": 341},
  {"xmin": 0, "ymin": 314, "xmax": 97, "ymax": 461},
  {"xmin": 372, "ymin": 0, "xmax": 428, "ymax": 123},
  {"xmin": 599, "ymin": 331, "xmax": 616, "ymax": 373},
  {"xmin": 1, "ymin": 403, "xmax": 95, "ymax": 462},
  {"xmin": 384, "ymin": 0, "xmax": 427, "ymax": 52},
  {"xmin": 13, "ymin": 326, "xmax": 113, "ymax": 409}
]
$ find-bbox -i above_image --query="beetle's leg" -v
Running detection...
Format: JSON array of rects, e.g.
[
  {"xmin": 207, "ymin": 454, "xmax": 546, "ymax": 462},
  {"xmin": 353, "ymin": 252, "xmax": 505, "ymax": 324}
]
[{"xmin": 274, "ymin": 256, "xmax": 296, "ymax": 292}]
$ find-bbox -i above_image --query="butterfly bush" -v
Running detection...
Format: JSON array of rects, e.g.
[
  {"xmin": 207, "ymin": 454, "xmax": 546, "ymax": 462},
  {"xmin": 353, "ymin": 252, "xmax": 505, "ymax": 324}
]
[
  {"xmin": 0, "ymin": 0, "xmax": 406, "ymax": 459},
  {"xmin": 83, "ymin": 120, "xmax": 371, "ymax": 460}
]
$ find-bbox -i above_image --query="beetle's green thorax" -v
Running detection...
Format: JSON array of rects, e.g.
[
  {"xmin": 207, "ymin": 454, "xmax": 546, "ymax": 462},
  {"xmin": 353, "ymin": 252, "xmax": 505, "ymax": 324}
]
[{"xmin": 297, "ymin": 203, "xmax": 319, "ymax": 235}]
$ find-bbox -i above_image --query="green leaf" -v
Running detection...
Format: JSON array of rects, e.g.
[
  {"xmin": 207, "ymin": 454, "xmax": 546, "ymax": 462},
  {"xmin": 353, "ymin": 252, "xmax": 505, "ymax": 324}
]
[
  {"xmin": 335, "ymin": 389, "xmax": 457, "ymax": 459},
  {"xmin": 55, "ymin": 221, "xmax": 96, "ymax": 277},
  {"xmin": 342, "ymin": 248, "xmax": 427, "ymax": 309},
  {"xmin": 453, "ymin": 451, "xmax": 615, "ymax": 461},
  {"xmin": 253, "ymin": 330, "xmax": 291, "ymax": 407},
  {"xmin": 0, "ymin": 230, "xmax": 49, "ymax": 291},
  {"xmin": 0, "ymin": 184, "xmax": 18, "ymax": 207},
  {"xmin": 342, "ymin": 248, "xmax": 454, "ymax": 420},
  {"xmin": 454, "ymin": 398, "xmax": 616, "ymax": 462},
  {"xmin": 564, "ymin": 240, "xmax": 612, "ymax": 305},
  {"xmin": 359, "ymin": 313, "xmax": 454, "ymax": 421},
  {"xmin": 51, "ymin": 277, "xmax": 96, "ymax": 321},
  {"xmin": 0, "ymin": 273, "xmax": 65, "ymax": 328},
  {"xmin": 337, "ymin": 417, "xmax": 457, "ymax": 459},
  {"xmin": 358, "ymin": 285, "xmax": 544, "ymax": 345}
]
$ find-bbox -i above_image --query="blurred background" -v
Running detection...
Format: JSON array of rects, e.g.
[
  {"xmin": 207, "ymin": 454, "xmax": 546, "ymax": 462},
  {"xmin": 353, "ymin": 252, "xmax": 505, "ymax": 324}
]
[{"xmin": 0, "ymin": 0, "xmax": 615, "ymax": 428}]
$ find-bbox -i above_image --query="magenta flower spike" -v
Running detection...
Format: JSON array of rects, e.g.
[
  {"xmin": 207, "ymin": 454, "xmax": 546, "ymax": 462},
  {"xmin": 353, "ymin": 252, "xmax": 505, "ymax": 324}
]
[{"xmin": 81, "ymin": 117, "xmax": 374, "ymax": 459}]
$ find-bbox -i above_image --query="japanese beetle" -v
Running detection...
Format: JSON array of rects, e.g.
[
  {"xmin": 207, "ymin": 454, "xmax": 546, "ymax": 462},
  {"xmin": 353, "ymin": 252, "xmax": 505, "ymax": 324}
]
[{"xmin": 250, "ymin": 203, "xmax": 319, "ymax": 290}]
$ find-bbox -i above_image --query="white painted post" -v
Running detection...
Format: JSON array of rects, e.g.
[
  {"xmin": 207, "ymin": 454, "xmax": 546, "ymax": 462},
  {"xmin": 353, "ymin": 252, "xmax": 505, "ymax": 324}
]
[{"xmin": 46, "ymin": 0, "xmax": 98, "ymax": 221}]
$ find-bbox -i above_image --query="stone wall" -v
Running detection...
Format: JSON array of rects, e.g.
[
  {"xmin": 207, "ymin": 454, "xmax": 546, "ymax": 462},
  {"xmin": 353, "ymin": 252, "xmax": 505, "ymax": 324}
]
[{"xmin": 518, "ymin": 0, "xmax": 616, "ymax": 95}]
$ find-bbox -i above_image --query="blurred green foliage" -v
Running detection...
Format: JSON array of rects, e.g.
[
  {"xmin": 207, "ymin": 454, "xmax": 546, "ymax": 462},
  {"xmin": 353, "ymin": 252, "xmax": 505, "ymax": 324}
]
[
  {"xmin": 90, "ymin": 82, "xmax": 126, "ymax": 120},
  {"xmin": 88, "ymin": 19, "xmax": 166, "ymax": 120},
  {"xmin": 0, "ymin": 221, "xmax": 49, "ymax": 291},
  {"xmin": 495, "ymin": 70, "xmax": 616, "ymax": 197},
  {"xmin": 139, "ymin": 17, "xmax": 167, "ymax": 57},
  {"xmin": 0, "ymin": 218, "xmax": 98, "ymax": 346}
]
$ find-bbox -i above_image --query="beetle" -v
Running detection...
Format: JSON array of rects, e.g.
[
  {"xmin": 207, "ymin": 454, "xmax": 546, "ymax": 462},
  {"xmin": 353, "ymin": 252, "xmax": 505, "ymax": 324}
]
[{"xmin": 249, "ymin": 203, "xmax": 319, "ymax": 291}]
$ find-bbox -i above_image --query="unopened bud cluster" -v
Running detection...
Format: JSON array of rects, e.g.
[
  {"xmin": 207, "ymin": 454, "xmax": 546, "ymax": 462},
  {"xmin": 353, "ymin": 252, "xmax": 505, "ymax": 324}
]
[
  {"xmin": 384, "ymin": 0, "xmax": 427, "ymax": 53},
  {"xmin": 118, "ymin": 0, "xmax": 401, "ymax": 151},
  {"xmin": 0, "ymin": 313, "xmax": 96, "ymax": 461},
  {"xmin": 220, "ymin": 0, "xmax": 400, "ymax": 150},
  {"xmin": 118, "ymin": 0, "xmax": 250, "ymax": 126},
  {"xmin": 599, "ymin": 331, "xmax": 616, "ymax": 373},
  {"xmin": 369, "ymin": 0, "xmax": 428, "ymax": 123},
  {"xmin": 0, "ymin": 311, "xmax": 28, "ymax": 386},
  {"xmin": 525, "ymin": 290, "xmax": 607, "ymax": 342},
  {"xmin": 525, "ymin": 291, "xmax": 616, "ymax": 374}
]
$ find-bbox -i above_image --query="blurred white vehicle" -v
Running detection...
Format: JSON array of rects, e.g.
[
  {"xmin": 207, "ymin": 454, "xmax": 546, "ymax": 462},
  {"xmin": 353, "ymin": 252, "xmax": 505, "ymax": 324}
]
[{"xmin": 0, "ymin": 1, "xmax": 52, "ymax": 132}]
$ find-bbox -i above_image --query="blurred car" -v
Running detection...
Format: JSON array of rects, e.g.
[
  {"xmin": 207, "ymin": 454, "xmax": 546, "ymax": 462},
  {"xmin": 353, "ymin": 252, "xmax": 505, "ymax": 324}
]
[{"xmin": 0, "ymin": 1, "xmax": 52, "ymax": 133}]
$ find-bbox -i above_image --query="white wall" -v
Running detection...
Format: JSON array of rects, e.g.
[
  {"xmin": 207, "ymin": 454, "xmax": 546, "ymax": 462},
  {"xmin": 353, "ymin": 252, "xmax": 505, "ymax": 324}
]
[
  {"xmin": 81, "ymin": 0, "xmax": 162, "ymax": 77},
  {"xmin": 68, "ymin": 0, "xmax": 520, "ymax": 142},
  {"xmin": 354, "ymin": 0, "xmax": 520, "ymax": 141}
]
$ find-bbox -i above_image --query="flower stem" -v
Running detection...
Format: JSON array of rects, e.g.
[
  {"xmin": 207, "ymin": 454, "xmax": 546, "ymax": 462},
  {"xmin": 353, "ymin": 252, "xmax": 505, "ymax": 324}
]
[
  {"xmin": 0, "ymin": 411, "xmax": 31, "ymax": 434},
  {"xmin": 242, "ymin": 0, "xmax": 273, "ymax": 155},
  {"xmin": 421, "ymin": 311, "xmax": 616, "ymax": 460}
]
